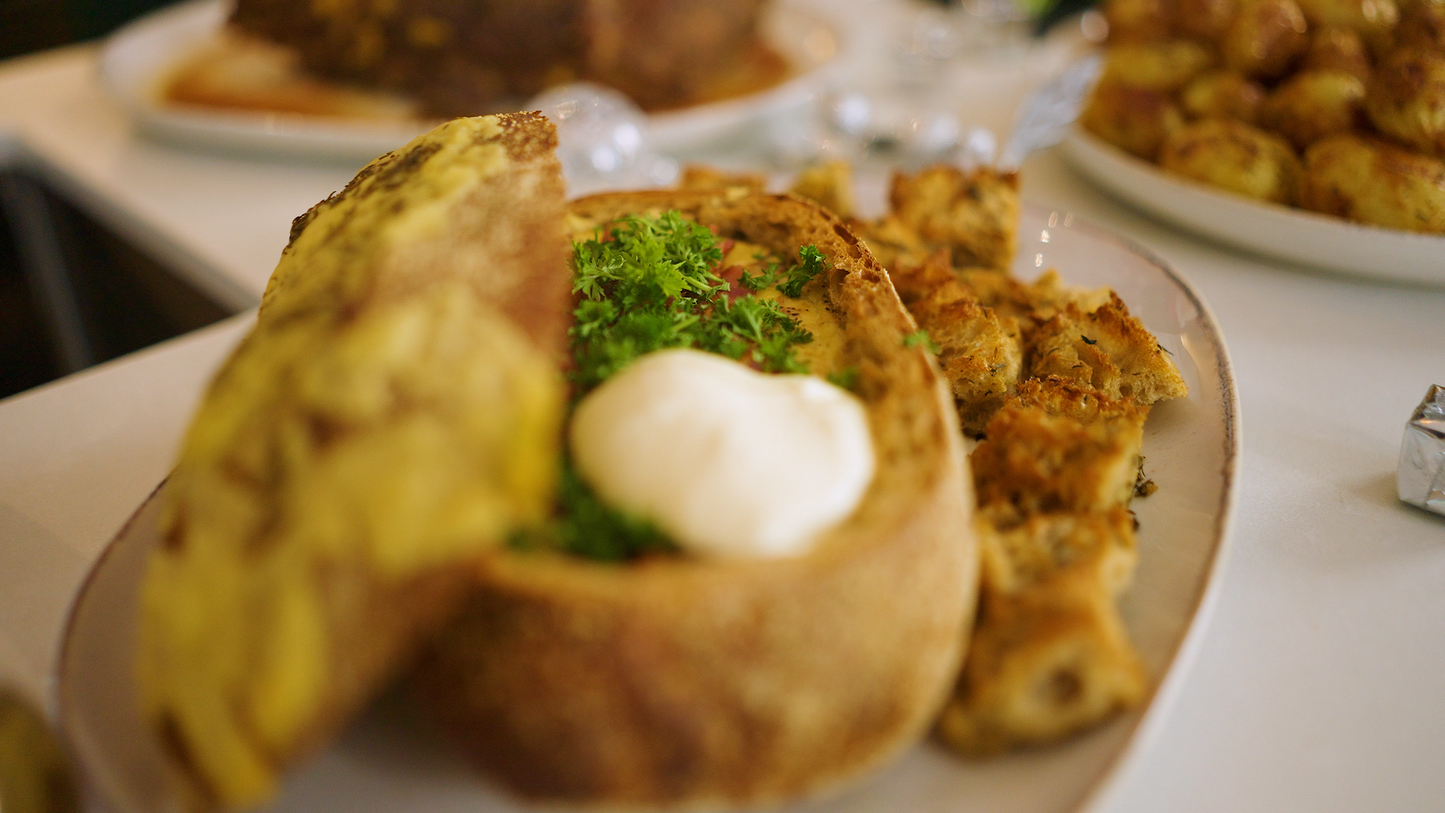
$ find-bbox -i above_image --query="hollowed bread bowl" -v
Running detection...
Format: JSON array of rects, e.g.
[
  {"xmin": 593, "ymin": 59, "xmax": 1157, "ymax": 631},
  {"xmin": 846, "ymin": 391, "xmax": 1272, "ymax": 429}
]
[{"xmin": 419, "ymin": 189, "xmax": 979, "ymax": 808}]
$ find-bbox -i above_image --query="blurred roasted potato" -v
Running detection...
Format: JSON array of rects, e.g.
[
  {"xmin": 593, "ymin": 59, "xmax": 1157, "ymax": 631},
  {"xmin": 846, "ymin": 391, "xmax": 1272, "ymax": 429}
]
[
  {"xmin": 1222, "ymin": 0, "xmax": 1311, "ymax": 79},
  {"xmin": 1102, "ymin": 40, "xmax": 1215, "ymax": 91},
  {"xmin": 1259, "ymin": 69, "xmax": 1366, "ymax": 149},
  {"xmin": 1179, "ymin": 70, "xmax": 1267, "ymax": 122},
  {"xmin": 1103, "ymin": 0, "xmax": 1172, "ymax": 43},
  {"xmin": 1172, "ymin": 0, "xmax": 1237, "ymax": 41},
  {"xmin": 1302, "ymin": 26, "xmax": 1374, "ymax": 80},
  {"xmin": 1082, "ymin": 82, "xmax": 1185, "ymax": 159},
  {"xmin": 1366, "ymin": 48, "xmax": 1445, "ymax": 156},
  {"xmin": 1397, "ymin": 0, "xmax": 1445, "ymax": 52},
  {"xmin": 1295, "ymin": 0, "xmax": 1398, "ymax": 55},
  {"xmin": 1300, "ymin": 133, "xmax": 1445, "ymax": 231},
  {"xmin": 1159, "ymin": 118, "xmax": 1304, "ymax": 203}
]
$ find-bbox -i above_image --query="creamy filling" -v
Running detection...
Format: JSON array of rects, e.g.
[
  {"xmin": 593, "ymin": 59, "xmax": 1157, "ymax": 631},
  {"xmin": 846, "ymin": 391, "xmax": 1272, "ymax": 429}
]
[{"xmin": 569, "ymin": 349, "xmax": 874, "ymax": 559}]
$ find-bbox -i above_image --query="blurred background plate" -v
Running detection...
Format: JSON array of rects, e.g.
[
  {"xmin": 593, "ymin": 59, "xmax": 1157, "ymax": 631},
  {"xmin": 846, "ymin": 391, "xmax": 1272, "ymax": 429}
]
[
  {"xmin": 56, "ymin": 203, "xmax": 1240, "ymax": 813},
  {"xmin": 97, "ymin": 0, "xmax": 847, "ymax": 162},
  {"xmin": 1062, "ymin": 128, "xmax": 1445, "ymax": 287}
]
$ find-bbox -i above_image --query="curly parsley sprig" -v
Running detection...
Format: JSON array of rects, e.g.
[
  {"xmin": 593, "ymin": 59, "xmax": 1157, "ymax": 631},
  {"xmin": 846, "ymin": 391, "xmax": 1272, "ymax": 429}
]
[{"xmin": 568, "ymin": 211, "xmax": 821, "ymax": 394}]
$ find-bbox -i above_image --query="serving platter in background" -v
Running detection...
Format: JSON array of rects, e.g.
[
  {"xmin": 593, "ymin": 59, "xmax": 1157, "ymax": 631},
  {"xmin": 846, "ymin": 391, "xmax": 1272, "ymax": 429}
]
[
  {"xmin": 56, "ymin": 204, "xmax": 1238, "ymax": 812},
  {"xmin": 98, "ymin": 0, "xmax": 848, "ymax": 162},
  {"xmin": 1063, "ymin": 128, "xmax": 1445, "ymax": 287}
]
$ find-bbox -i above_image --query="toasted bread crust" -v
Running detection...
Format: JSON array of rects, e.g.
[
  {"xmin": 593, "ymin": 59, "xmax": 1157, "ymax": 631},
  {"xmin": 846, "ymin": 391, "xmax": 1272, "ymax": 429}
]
[
  {"xmin": 138, "ymin": 113, "xmax": 571, "ymax": 808},
  {"xmin": 419, "ymin": 190, "xmax": 978, "ymax": 807}
]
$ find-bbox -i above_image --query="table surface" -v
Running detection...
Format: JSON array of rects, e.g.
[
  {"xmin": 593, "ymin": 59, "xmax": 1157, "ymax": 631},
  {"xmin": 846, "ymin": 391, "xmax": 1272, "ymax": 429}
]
[{"xmin": 2, "ymin": 27, "xmax": 1444, "ymax": 813}]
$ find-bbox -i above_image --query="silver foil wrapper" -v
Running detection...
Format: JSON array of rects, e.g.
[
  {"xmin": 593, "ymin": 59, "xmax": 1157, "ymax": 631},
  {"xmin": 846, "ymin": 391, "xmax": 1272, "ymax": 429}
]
[{"xmin": 1398, "ymin": 384, "xmax": 1445, "ymax": 516}]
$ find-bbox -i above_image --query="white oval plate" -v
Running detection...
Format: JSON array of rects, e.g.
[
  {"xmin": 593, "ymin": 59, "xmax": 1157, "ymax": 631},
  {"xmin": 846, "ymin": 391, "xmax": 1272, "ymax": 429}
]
[
  {"xmin": 98, "ymin": 0, "xmax": 847, "ymax": 162},
  {"xmin": 56, "ymin": 205, "xmax": 1239, "ymax": 813},
  {"xmin": 1062, "ymin": 128, "xmax": 1445, "ymax": 286}
]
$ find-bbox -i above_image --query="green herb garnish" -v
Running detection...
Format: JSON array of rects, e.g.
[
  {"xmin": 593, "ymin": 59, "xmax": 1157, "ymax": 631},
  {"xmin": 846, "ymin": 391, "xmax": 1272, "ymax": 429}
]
[
  {"xmin": 903, "ymin": 329, "xmax": 940, "ymax": 354},
  {"xmin": 778, "ymin": 245, "xmax": 826, "ymax": 297},
  {"xmin": 509, "ymin": 460, "xmax": 677, "ymax": 562},
  {"xmin": 737, "ymin": 262, "xmax": 779, "ymax": 291},
  {"xmin": 827, "ymin": 366, "xmax": 860, "ymax": 391},
  {"xmin": 568, "ymin": 211, "xmax": 818, "ymax": 394}
]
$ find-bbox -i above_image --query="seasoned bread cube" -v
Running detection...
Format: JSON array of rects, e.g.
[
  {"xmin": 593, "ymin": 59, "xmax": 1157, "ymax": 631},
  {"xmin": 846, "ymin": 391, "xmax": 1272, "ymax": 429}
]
[
  {"xmin": 1027, "ymin": 293, "xmax": 1188, "ymax": 407},
  {"xmin": 679, "ymin": 164, "xmax": 768, "ymax": 193},
  {"xmin": 955, "ymin": 268, "xmax": 1112, "ymax": 328},
  {"xmin": 978, "ymin": 505, "xmax": 1139, "ymax": 599},
  {"xmin": 789, "ymin": 160, "xmax": 856, "ymax": 218},
  {"xmin": 1013, "ymin": 375, "xmax": 1150, "ymax": 428},
  {"xmin": 972, "ymin": 403, "xmax": 1144, "ymax": 515},
  {"xmin": 937, "ymin": 586, "xmax": 1146, "ymax": 756},
  {"xmin": 891, "ymin": 252, "xmax": 1023, "ymax": 436},
  {"xmin": 888, "ymin": 166, "xmax": 1022, "ymax": 270}
]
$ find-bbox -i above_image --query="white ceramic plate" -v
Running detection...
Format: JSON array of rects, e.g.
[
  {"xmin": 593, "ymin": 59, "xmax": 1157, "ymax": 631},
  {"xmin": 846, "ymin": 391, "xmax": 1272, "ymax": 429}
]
[
  {"xmin": 1062, "ymin": 128, "xmax": 1445, "ymax": 286},
  {"xmin": 56, "ymin": 205, "xmax": 1239, "ymax": 812},
  {"xmin": 98, "ymin": 0, "xmax": 846, "ymax": 162}
]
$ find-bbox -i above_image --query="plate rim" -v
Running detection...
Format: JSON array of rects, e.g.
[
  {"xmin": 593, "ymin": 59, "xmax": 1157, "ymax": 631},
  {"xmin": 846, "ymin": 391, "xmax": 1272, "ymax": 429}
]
[
  {"xmin": 53, "ymin": 207, "xmax": 1242, "ymax": 812},
  {"xmin": 97, "ymin": 0, "xmax": 848, "ymax": 160},
  {"xmin": 1061, "ymin": 127, "xmax": 1445, "ymax": 287},
  {"xmin": 1032, "ymin": 207, "xmax": 1242, "ymax": 812}
]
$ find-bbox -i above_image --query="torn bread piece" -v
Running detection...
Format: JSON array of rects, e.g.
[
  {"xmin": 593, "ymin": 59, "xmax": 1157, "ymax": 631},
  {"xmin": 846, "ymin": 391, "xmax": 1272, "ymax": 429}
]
[
  {"xmin": 1027, "ymin": 293, "xmax": 1188, "ymax": 407},
  {"xmin": 889, "ymin": 252, "xmax": 1022, "ymax": 436},
  {"xmin": 955, "ymin": 268, "xmax": 1112, "ymax": 328},
  {"xmin": 789, "ymin": 160, "xmax": 856, "ymax": 219},
  {"xmin": 936, "ymin": 584, "xmax": 1146, "ymax": 756},
  {"xmin": 678, "ymin": 164, "xmax": 768, "ymax": 193},
  {"xmin": 971, "ymin": 401, "xmax": 1145, "ymax": 516},
  {"xmin": 977, "ymin": 504, "xmax": 1139, "ymax": 600},
  {"xmin": 136, "ymin": 113, "xmax": 571, "ymax": 808},
  {"xmin": 888, "ymin": 166, "xmax": 1022, "ymax": 271}
]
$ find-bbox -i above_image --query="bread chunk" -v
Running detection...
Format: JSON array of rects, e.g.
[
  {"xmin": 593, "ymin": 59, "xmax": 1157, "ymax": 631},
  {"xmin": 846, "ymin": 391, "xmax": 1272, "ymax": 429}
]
[
  {"xmin": 888, "ymin": 166, "xmax": 1022, "ymax": 270},
  {"xmin": 972, "ymin": 402, "xmax": 1144, "ymax": 516},
  {"xmin": 1027, "ymin": 293, "xmax": 1188, "ymax": 407},
  {"xmin": 955, "ymin": 268, "xmax": 1112, "ymax": 328},
  {"xmin": 136, "ymin": 113, "xmax": 570, "ymax": 807},
  {"xmin": 789, "ymin": 160, "xmax": 856, "ymax": 218},
  {"xmin": 890, "ymin": 252, "xmax": 1023, "ymax": 435},
  {"xmin": 937, "ymin": 586, "xmax": 1146, "ymax": 756},
  {"xmin": 678, "ymin": 164, "xmax": 768, "ymax": 193},
  {"xmin": 977, "ymin": 505, "xmax": 1139, "ymax": 599}
]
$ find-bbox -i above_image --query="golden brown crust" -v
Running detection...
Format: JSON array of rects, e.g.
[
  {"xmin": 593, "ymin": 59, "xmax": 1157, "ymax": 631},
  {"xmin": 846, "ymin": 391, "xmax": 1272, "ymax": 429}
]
[
  {"xmin": 1299, "ymin": 132, "xmax": 1445, "ymax": 232},
  {"xmin": 418, "ymin": 190, "xmax": 978, "ymax": 808},
  {"xmin": 677, "ymin": 164, "xmax": 769, "ymax": 193},
  {"xmin": 269, "ymin": 111, "xmax": 571, "ymax": 357},
  {"xmin": 888, "ymin": 166, "xmax": 1022, "ymax": 271},
  {"xmin": 937, "ymin": 583, "xmax": 1145, "ymax": 756},
  {"xmin": 1365, "ymin": 48, "xmax": 1445, "ymax": 158},
  {"xmin": 890, "ymin": 252, "xmax": 1022, "ymax": 436},
  {"xmin": 1081, "ymin": 82, "xmax": 1186, "ymax": 161},
  {"xmin": 789, "ymin": 160, "xmax": 857, "ymax": 219},
  {"xmin": 1026, "ymin": 293, "xmax": 1189, "ymax": 407},
  {"xmin": 138, "ymin": 114, "xmax": 571, "ymax": 808}
]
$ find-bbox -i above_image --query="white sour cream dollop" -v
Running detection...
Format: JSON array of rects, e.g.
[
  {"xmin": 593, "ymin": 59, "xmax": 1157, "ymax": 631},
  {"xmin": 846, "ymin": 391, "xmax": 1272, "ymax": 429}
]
[{"xmin": 569, "ymin": 349, "xmax": 875, "ymax": 559}]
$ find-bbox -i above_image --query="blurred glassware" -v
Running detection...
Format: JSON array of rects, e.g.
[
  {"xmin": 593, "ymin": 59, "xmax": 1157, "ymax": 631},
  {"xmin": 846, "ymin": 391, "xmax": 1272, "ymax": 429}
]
[
  {"xmin": 774, "ymin": 0, "xmax": 1066, "ymax": 171},
  {"xmin": 954, "ymin": 0, "xmax": 1034, "ymax": 60},
  {"xmin": 998, "ymin": 53, "xmax": 1102, "ymax": 168},
  {"xmin": 526, "ymin": 83, "xmax": 679, "ymax": 196}
]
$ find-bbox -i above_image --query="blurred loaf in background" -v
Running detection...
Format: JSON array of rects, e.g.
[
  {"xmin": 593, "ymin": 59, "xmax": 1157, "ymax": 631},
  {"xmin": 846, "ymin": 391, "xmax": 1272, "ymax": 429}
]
[{"xmin": 167, "ymin": 0, "xmax": 786, "ymax": 119}]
